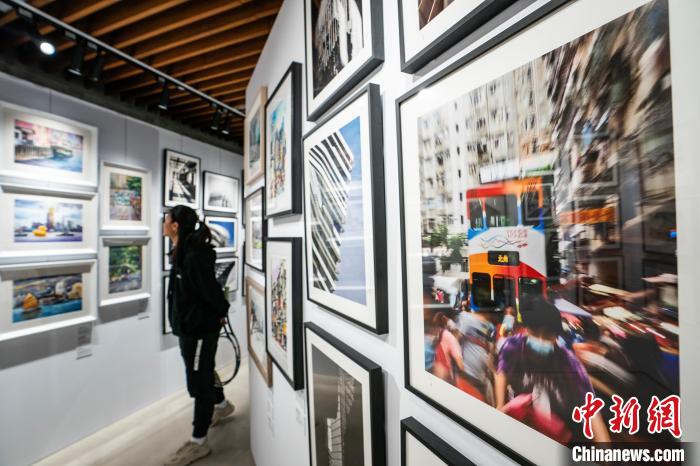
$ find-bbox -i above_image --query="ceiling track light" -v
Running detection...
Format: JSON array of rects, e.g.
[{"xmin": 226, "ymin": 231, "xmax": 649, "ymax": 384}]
[
  {"xmin": 88, "ymin": 50, "xmax": 105, "ymax": 82},
  {"xmin": 220, "ymin": 112, "xmax": 231, "ymax": 135},
  {"xmin": 67, "ymin": 39, "xmax": 85, "ymax": 76},
  {"xmin": 15, "ymin": 9, "xmax": 55, "ymax": 55},
  {"xmin": 157, "ymin": 82, "xmax": 170, "ymax": 110},
  {"xmin": 210, "ymin": 109, "xmax": 222, "ymax": 131}
]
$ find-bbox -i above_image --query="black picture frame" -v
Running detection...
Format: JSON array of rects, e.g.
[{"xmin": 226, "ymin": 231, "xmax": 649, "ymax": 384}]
[
  {"xmin": 302, "ymin": 83, "xmax": 388, "ymax": 334},
  {"xmin": 401, "ymin": 417, "xmax": 475, "ymax": 466},
  {"xmin": 265, "ymin": 237, "xmax": 304, "ymax": 390},
  {"xmin": 162, "ymin": 148, "xmax": 201, "ymax": 209},
  {"xmin": 162, "ymin": 275, "xmax": 172, "ymax": 335},
  {"xmin": 303, "ymin": 0, "xmax": 384, "ymax": 121},
  {"xmin": 244, "ymin": 187, "xmax": 266, "ymax": 272},
  {"xmin": 264, "ymin": 62, "xmax": 303, "ymax": 218},
  {"xmin": 162, "ymin": 234, "xmax": 172, "ymax": 272},
  {"xmin": 396, "ymin": 1, "xmax": 569, "ymax": 465},
  {"xmin": 304, "ymin": 322, "xmax": 386, "ymax": 466},
  {"xmin": 397, "ymin": 0, "xmax": 516, "ymax": 74},
  {"xmin": 202, "ymin": 170, "xmax": 240, "ymax": 216}
]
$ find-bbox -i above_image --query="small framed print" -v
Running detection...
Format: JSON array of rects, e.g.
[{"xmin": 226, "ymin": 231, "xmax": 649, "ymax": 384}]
[
  {"xmin": 162, "ymin": 275, "xmax": 172, "ymax": 335},
  {"xmin": 265, "ymin": 62, "xmax": 302, "ymax": 218},
  {"xmin": 162, "ymin": 235, "xmax": 172, "ymax": 272},
  {"xmin": 246, "ymin": 277, "xmax": 272, "ymax": 387},
  {"xmin": 0, "ymin": 101, "xmax": 98, "ymax": 188},
  {"xmin": 0, "ymin": 184, "xmax": 97, "ymax": 262},
  {"xmin": 203, "ymin": 171, "xmax": 239, "ymax": 215},
  {"xmin": 205, "ymin": 216, "xmax": 238, "ymax": 254},
  {"xmin": 244, "ymin": 87, "xmax": 266, "ymax": 187},
  {"xmin": 303, "ymin": 0, "xmax": 383, "ymax": 121},
  {"xmin": 0, "ymin": 259, "xmax": 97, "ymax": 342},
  {"xmin": 98, "ymin": 236, "xmax": 151, "ymax": 307},
  {"xmin": 163, "ymin": 149, "xmax": 201, "ymax": 209},
  {"xmin": 100, "ymin": 162, "xmax": 150, "ymax": 233},
  {"xmin": 244, "ymin": 188, "xmax": 265, "ymax": 272},
  {"xmin": 215, "ymin": 256, "xmax": 238, "ymax": 293},
  {"xmin": 401, "ymin": 417, "xmax": 475, "ymax": 466},
  {"xmin": 305, "ymin": 322, "xmax": 385, "ymax": 466},
  {"xmin": 265, "ymin": 237, "xmax": 303, "ymax": 389}
]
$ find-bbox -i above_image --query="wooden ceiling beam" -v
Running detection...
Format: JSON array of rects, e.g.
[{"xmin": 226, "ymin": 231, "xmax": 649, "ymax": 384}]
[
  {"xmin": 106, "ymin": 36, "xmax": 266, "ymax": 85},
  {"xmin": 140, "ymin": 81, "xmax": 248, "ymax": 109},
  {"xmin": 176, "ymin": 95, "xmax": 246, "ymax": 121},
  {"xmin": 134, "ymin": 70, "xmax": 251, "ymax": 102},
  {"xmin": 0, "ymin": 0, "xmax": 55, "ymax": 28},
  {"xmin": 109, "ymin": 18, "xmax": 272, "ymax": 84}
]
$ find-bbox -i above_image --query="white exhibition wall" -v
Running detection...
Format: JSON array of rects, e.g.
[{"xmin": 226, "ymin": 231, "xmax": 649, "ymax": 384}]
[
  {"xmin": 247, "ymin": 0, "xmax": 700, "ymax": 465},
  {"xmin": 0, "ymin": 72, "xmax": 245, "ymax": 466}
]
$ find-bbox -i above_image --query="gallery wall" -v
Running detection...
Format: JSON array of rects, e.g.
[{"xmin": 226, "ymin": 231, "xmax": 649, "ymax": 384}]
[
  {"xmin": 246, "ymin": 0, "xmax": 700, "ymax": 465},
  {"xmin": 0, "ymin": 72, "xmax": 245, "ymax": 466}
]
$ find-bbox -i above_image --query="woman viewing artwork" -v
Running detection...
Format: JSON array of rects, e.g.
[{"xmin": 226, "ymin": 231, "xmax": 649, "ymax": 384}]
[{"xmin": 162, "ymin": 205, "xmax": 235, "ymax": 466}]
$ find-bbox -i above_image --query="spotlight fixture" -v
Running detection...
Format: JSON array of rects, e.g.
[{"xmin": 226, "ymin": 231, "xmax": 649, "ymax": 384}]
[
  {"xmin": 210, "ymin": 109, "xmax": 222, "ymax": 131},
  {"xmin": 157, "ymin": 82, "xmax": 170, "ymax": 110},
  {"xmin": 67, "ymin": 39, "xmax": 85, "ymax": 76},
  {"xmin": 88, "ymin": 50, "xmax": 105, "ymax": 82},
  {"xmin": 220, "ymin": 112, "xmax": 230, "ymax": 135},
  {"xmin": 16, "ymin": 9, "xmax": 55, "ymax": 56},
  {"xmin": 39, "ymin": 40, "xmax": 55, "ymax": 55}
]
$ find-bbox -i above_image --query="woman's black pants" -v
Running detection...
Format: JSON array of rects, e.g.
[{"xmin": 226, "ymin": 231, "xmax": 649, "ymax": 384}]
[{"xmin": 178, "ymin": 334, "xmax": 225, "ymax": 438}]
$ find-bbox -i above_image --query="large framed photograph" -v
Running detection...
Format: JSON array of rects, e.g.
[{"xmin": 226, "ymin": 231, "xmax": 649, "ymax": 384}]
[
  {"xmin": 401, "ymin": 417, "xmax": 475, "ymax": 466},
  {"xmin": 304, "ymin": 322, "xmax": 385, "ymax": 466},
  {"xmin": 246, "ymin": 277, "xmax": 272, "ymax": 387},
  {"xmin": 215, "ymin": 256, "xmax": 239, "ymax": 293},
  {"xmin": 0, "ymin": 101, "xmax": 98, "ymax": 188},
  {"xmin": 303, "ymin": 84, "xmax": 387, "ymax": 334},
  {"xmin": 205, "ymin": 216, "xmax": 238, "ymax": 254},
  {"xmin": 303, "ymin": 0, "xmax": 383, "ymax": 121},
  {"xmin": 244, "ymin": 188, "xmax": 265, "ymax": 271},
  {"xmin": 203, "ymin": 171, "xmax": 239, "ymax": 215},
  {"xmin": 162, "ymin": 275, "xmax": 172, "ymax": 335},
  {"xmin": 98, "ymin": 236, "xmax": 151, "ymax": 307},
  {"xmin": 100, "ymin": 162, "xmax": 150, "ymax": 233},
  {"xmin": 398, "ymin": 0, "xmax": 514, "ymax": 73},
  {"xmin": 265, "ymin": 238, "xmax": 303, "ymax": 389},
  {"xmin": 0, "ymin": 184, "xmax": 97, "ymax": 262},
  {"xmin": 163, "ymin": 149, "xmax": 201, "ymax": 209},
  {"xmin": 0, "ymin": 259, "xmax": 97, "ymax": 342},
  {"xmin": 265, "ymin": 62, "xmax": 302, "ymax": 218},
  {"xmin": 244, "ymin": 87, "xmax": 266, "ymax": 187},
  {"xmin": 398, "ymin": 0, "xmax": 690, "ymax": 463}
]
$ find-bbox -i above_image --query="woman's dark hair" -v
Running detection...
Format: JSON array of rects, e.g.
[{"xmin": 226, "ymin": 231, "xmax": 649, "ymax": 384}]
[
  {"xmin": 519, "ymin": 295, "xmax": 562, "ymax": 336},
  {"xmin": 167, "ymin": 205, "xmax": 212, "ymax": 266}
]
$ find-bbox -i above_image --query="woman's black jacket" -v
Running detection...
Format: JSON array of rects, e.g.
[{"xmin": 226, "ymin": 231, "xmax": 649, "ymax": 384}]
[{"xmin": 167, "ymin": 241, "xmax": 229, "ymax": 337}]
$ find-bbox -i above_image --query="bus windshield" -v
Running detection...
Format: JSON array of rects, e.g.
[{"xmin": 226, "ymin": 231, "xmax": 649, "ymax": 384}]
[
  {"xmin": 493, "ymin": 275, "xmax": 516, "ymax": 309},
  {"xmin": 468, "ymin": 199, "xmax": 484, "ymax": 229},
  {"xmin": 472, "ymin": 272, "xmax": 492, "ymax": 307},
  {"xmin": 519, "ymin": 277, "xmax": 543, "ymax": 302},
  {"xmin": 485, "ymin": 195, "xmax": 518, "ymax": 227}
]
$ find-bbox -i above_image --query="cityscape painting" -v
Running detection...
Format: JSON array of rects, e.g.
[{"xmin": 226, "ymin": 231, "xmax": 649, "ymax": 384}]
[
  {"xmin": 400, "ymin": 0, "xmax": 680, "ymax": 461},
  {"xmin": 247, "ymin": 278, "xmax": 272, "ymax": 386},
  {"xmin": 108, "ymin": 245, "xmax": 142, "ymax": 294},
  {"xmin": 303, "ymin": 85, "xmax": 387, "ymax": 333},
  {"xmin": 305, "ymin": 323, "xmax": 385, "ymax": 466},
  {"xmin": 163, "ymin": 149, "xmax": 200, "ymax": 208},
  {"xmin": 14, "ymin": 198, "xmax": 83, "ymax": 243},
  {"xmin": 12, "ymin": 273, "xmax": 83, "ymax": 323},
  {"xmin": 266, "ymin": 238, "xmax": 303, "ymax": 389},
  {"xmin": 14, "ymin": 118, "xmax": 84, "ymax": 173},
  {"xmin": 245, "ymin": 188, "xmax": 265, "ymax": 271},
  {"xmin": 109, "ymin": 172, "xmax": 142, "ymax": 221},
  {"xmin": 244, "ymin": 87, "xmax": 266, "ymax": 187}
]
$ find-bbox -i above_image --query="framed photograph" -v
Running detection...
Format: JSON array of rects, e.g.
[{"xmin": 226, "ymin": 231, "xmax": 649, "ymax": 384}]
[
  {"xmin": 0, "ymin": 259, "xmax": 97, "ymax": 342},
  {"xmin": 203, "ymin": 171, "xmax": 239, "ymax": 215},
  {"xmin": 246, "ymin": 277, "xmax": 272, "ymax": 387},
  {"xmin": 162, "ymin": 275, "xmax": 172, "ymax": 335},
  {"xmin": 398, "ymin": 0, "xmax": 514, "ymax": 73},
  {"xmin": 244, "ymin": 87, "xmax": 266, "ymax": 187},
  {"xmin": 265, "ymin": 237, "xmax": 303, "ymax": 389},
  {"xmin": 304, "ymin": 322, "xmax": 385, "ymax": 466},
  {"xmin": 163, "ymin": 149, "xmax": 201, "ymax": 209},
  {"xmin": 215, "ymin": 256, "xmax": 239, "ymax": 293},
  {"xmin": 0, "ymin": 101, "xmax": 98, "ymax": 188},
  {"xmin": 0, "ymin": 185, "xmax": 97, "ymax": 262},
  {"xmin": 245, "ymin": 188, "xmax": 266, "ymax": 272},
  {"xmin": 401, "ymin": 417, "xmax": 475, "ymax": 466},
  {"xmin": 397, "ymin": 1, "xmax": 685, "ymax": 463},
  {"xmin": 162, "ymin": 234, "xmax": 172, "ymax": 272},
  {"xmin": 98, "ymin": 236, "xmax": 150, "ymax": 307},
  {"xmin": 303, "ymin": 84, "xmax": 387, "ymax": 334},
  {"xmin": 100, "ymin": 162, "xmax": 150, "ymax": 233},
  {"xmin": 265, "ymin": 62, "xmax": 302, "ymax": 218},
  {"xmin": 205, "ymin": 216, "xmax": 238, "ymax": 254},
  {"xmin": 303, "ymin": 0, "xmax": 383, "ymax": 121}
]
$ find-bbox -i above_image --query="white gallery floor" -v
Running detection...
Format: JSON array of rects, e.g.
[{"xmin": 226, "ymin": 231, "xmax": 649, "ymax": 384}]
[{"xmin": 35, "ymin": 361, "xmax": 254, "ymax": 466}]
